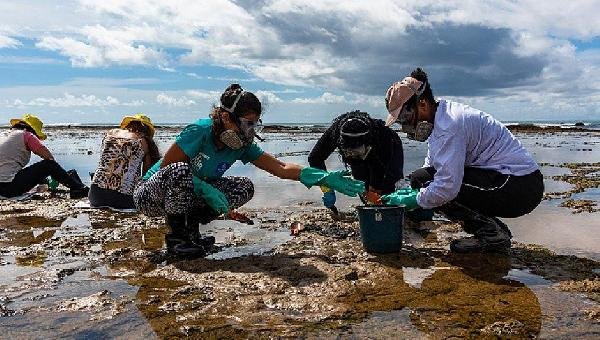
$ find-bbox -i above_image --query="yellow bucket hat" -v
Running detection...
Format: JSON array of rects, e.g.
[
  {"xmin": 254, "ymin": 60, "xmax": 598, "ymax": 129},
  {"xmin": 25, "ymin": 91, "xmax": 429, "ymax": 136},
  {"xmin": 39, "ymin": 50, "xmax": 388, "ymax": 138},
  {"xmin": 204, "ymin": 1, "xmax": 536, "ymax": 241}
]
[
  {"xmin": 10, "ymin": 114, "xmax": 47, "ymax": 140},
  {"xmin": 120, "ymin": 113, "xmax": 155, "ymax": 137}
]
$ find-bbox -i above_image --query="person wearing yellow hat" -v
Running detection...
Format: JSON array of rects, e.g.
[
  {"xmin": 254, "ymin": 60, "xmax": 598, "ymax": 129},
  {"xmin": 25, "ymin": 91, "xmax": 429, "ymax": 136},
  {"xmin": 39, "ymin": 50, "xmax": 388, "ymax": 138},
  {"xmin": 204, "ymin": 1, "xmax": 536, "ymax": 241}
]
[
  {"xmin": 0, "ymin": 114, "xmax": 89, "ymax": 199},
  {"xmin": 88, "ymin": 114, "xmax": 161, "ymax": 209}
]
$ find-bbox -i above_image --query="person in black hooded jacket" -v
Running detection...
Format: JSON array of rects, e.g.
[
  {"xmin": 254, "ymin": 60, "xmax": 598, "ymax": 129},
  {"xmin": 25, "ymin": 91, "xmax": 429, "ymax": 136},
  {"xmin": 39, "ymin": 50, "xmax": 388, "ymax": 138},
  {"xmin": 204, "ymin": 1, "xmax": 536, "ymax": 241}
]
[{"xmin": 308, "ymin": 110, "xmax": 404, "ymax": 208}]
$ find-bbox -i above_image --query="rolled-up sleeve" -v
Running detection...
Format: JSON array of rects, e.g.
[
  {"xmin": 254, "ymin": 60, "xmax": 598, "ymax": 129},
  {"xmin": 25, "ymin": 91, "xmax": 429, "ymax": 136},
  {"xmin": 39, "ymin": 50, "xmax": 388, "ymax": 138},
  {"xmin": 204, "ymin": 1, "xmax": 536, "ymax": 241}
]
[{"xmin": 417, "ymin": 130, "xmax": 467, "ymax": 209}]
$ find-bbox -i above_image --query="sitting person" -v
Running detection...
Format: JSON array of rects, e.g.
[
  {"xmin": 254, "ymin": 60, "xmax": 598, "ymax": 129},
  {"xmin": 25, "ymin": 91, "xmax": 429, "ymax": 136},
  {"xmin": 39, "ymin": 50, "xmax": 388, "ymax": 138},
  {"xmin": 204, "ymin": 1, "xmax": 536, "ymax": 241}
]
[
  {"xmin": 308, "ymin": 110, "xmax": 404, "ymax": 209},
  {"xmin": 382, "ymin": 68, "xmax": 543, "ymax": 253},
  {"xmin": 134, "ymin": 84, "xmax": 365, "ymax": 257},
  {"xmin": 0, "ymin": 114, "xmax": 88, "ymax": 199},
  {"xmin": 89, "ymin": 114, "xmax": 160, "ymax": 209}
]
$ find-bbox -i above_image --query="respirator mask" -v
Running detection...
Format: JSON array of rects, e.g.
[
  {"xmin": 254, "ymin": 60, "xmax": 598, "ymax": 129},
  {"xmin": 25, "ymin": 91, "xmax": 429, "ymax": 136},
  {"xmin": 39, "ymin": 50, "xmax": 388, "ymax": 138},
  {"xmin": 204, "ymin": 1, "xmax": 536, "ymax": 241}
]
[
  {"xmin": 339, "ymin": 117, "xmax": 372, "ymax": 160},
  {"xmin": 399, "ymin": 105, "xmax": 434, "ymax": 142},
  {"xmin": 219, "ymin": 89, "xmax": 263, "ymax": 149}
]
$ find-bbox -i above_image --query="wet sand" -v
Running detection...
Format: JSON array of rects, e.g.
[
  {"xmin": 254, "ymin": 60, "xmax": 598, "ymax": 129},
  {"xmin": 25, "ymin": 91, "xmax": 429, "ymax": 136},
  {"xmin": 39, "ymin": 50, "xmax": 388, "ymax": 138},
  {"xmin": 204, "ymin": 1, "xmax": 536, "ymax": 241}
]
[{"xmin": 0, "ymin": 128, "xmax": 598, "ymax": 338}]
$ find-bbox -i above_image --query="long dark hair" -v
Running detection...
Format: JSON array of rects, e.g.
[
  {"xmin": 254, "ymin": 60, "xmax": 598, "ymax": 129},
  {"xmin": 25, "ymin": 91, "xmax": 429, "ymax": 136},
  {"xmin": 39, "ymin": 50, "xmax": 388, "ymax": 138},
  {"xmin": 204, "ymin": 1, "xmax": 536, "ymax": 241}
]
[
  {"xmin": 125, "ymin": 121, "xmax": 161, "ymax": 164},
  {"xmin": 210, "ymin": 83, "xmax": 262, "ymax": 139}
]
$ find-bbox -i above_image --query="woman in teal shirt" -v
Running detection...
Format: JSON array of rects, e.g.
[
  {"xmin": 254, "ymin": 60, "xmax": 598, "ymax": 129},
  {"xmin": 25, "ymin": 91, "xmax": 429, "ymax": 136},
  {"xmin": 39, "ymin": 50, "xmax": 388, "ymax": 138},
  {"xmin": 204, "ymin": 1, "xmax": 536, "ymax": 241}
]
[{"xmin": 134, "ymin": 84, "xmax": 365, "ymax": 257}]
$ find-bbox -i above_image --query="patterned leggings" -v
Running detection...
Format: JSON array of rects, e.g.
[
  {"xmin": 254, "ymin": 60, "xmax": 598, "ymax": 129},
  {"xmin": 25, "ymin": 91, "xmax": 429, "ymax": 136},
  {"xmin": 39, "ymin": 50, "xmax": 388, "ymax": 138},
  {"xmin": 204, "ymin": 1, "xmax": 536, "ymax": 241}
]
[{"xmin": 133, "ymin": 162, "xmax": 254, "ymax": 217}]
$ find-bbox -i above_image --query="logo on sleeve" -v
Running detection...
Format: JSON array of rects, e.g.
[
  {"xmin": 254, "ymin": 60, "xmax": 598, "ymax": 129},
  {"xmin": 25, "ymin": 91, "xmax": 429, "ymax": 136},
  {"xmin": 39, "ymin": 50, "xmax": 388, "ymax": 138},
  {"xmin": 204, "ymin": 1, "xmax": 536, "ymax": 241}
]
[
  {"xmin": 190, "ymin": 152, "xmax": 210, "ymax": 175},
  {"xmin": 215, "ymin": 162, "xmax": 232, "ymax": 177}
]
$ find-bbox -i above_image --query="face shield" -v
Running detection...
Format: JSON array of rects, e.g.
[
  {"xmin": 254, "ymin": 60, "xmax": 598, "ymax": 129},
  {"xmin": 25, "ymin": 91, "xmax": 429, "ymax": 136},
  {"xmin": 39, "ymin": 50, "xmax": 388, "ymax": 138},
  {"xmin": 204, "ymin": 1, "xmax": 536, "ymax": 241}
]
[{"xmin": 239, "ymin": 117, "xmax": 263, "ymax": 144}]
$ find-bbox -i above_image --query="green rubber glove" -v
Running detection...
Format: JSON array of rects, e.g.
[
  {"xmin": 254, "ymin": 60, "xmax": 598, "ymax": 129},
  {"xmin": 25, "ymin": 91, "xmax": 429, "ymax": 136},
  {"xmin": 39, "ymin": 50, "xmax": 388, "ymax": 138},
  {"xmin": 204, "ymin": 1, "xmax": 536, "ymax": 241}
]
[
  {"xmin": 381, "ymin": 188, "xmax": 420, "ymax": 210},
  {"xmin": 192, "ymin": 176, "xmax": 229, "ymax": 215},
  {"xmin": 299, "ymin": 167, "xmax": 365, "ymax": 197}
]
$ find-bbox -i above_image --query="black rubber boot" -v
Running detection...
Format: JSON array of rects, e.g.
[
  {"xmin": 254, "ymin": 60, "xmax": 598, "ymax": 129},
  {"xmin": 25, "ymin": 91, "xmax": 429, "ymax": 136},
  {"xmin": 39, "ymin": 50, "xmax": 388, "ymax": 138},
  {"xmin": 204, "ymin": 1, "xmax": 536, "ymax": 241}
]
[
  {"xmin": 439, "ymin": 202, "xmax": 512, "ymax": 253},
  {"xmin": 186, "ymin": 212, "xmax": 216, "ymax": 249},
  {"xmin": 66, "ymin": 169, "xmax": 89, "ymax": 199},
  {"xmin": 165, "ymin": 214, "xmax": 205, "ymax": 257}
]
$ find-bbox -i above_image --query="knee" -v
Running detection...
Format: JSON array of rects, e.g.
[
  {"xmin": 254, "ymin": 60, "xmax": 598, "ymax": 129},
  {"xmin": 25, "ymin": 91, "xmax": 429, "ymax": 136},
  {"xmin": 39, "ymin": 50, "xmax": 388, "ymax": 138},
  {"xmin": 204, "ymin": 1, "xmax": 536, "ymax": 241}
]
[
  {"xmin": 160, "ymin": 162, "xmax": 192, "ymax": 179},
  {"xmin": 409, "ymin": 167, "xmax": 436, "ymax": 189},
  {"xmin": 239, "ymin": 177, "xmax": 255, "ymax": 199}
]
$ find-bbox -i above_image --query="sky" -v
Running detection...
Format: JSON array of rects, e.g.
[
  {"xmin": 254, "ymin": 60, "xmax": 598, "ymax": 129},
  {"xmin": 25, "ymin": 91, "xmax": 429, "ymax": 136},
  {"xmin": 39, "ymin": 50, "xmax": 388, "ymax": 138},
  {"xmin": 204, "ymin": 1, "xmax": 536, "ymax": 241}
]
[{"xmin": 0, "ymin": 0, "xmax": 599, "ymax": 124}]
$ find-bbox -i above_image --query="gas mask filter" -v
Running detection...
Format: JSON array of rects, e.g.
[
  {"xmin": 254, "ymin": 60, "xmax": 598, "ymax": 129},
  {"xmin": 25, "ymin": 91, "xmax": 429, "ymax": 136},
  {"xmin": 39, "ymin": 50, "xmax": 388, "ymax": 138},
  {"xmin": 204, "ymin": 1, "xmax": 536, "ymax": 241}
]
[
  {"xmin": 402, "ymin": 121, "xmax": 434, "ymax": 142},
  {"xmin": 219, "ymin": 130, "xmax": 245, "ymax": 149}
]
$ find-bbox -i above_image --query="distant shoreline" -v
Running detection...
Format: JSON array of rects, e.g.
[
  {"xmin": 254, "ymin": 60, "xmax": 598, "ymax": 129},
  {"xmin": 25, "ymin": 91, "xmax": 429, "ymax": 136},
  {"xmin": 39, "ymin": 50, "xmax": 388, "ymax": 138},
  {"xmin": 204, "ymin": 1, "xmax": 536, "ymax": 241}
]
[{"xmin": 0, "ymin": 122, "xmax": 598, "ymax": 134}]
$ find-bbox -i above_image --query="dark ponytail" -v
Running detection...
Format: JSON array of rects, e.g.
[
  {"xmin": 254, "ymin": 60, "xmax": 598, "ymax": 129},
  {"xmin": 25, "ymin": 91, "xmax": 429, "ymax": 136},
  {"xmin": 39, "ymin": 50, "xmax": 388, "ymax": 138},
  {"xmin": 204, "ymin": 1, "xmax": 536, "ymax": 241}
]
[
  {"xmin": 219, "ymin": 83, "xmax": 262, "ymax": 119},
  {"xmin": 410, "ymin": 67, "xmax": 435, "ymax": 104}
]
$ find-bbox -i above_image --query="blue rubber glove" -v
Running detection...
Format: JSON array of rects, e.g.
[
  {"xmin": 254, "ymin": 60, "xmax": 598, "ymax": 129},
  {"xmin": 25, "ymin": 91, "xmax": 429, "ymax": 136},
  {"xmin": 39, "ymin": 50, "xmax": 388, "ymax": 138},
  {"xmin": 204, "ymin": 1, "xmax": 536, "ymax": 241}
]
[
  {"xmin": 299, "ymin": 167, "xmax": 365, "ymax": 197},
  {"xmin": 321, "ymin": 188, "xmax": 337, "ymax": 208},
  {"xmin": 192, "ymin": 176, "xmax": 229, "ymax": 215},
  {"xmin": 381, "ymin": 188, "xmax": 419, "ymax": 210}
]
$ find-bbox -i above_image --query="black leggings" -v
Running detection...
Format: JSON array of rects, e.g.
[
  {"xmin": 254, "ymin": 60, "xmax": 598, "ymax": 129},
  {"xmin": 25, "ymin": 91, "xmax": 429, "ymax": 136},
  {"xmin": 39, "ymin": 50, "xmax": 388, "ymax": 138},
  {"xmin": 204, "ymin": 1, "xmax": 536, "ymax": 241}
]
[
  {"xmin": 0, "ymin": 160, "xmax": 83, "ymax": 198},
  {"xmin": 88, "ymin": 184, "xmax": 135, "ymax": 209},
  {"xmin": 410, "ymin": 167, "xmax": 544, "ymax": 218}
]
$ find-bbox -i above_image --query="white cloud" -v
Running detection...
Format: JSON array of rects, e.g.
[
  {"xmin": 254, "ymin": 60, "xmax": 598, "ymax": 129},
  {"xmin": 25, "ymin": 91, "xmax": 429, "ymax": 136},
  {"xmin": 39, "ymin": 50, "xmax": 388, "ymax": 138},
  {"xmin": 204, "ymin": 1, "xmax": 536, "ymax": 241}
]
[
  {"xmin": 64, "ymin": 77, "xmax": 160, "ymax": 87},
  {"xmin": 7, "ymin": 93, "xmax": 125, "ymax": 108},
  {"xmin": 291, "ymin": 92, "xmax": 383, "ymax": 107},
  {"xmin": 254, "ymin": 91, "xmax": 283, "ymax": 109},
  {"xmin": 293, "ymin": 92, "xmax": 346, "ymax": 104},
  {"xmin": 186, "ymin": 90, "xmax": 221, "ymax": 100},
  {"xmin": 0, "ymin": 0, "xmax": 599, "ymax": 120},
  {"xmin": 36, "ymin": 25, "xmax": 166, "ymax": 67},
  {"xmin": 156, "ymin": 93, "xmax": 196, "ymax": 107},
  {"xmin": 0, "ymin": 35, "xmax": 21, "ymax": 48},
  {"xmin": 0, "ymin": 56, "xmax": 62, "ymax": 64},
  {"xmin": 36, "ymin": 37, "xmax": 104, "ymax": 67}
]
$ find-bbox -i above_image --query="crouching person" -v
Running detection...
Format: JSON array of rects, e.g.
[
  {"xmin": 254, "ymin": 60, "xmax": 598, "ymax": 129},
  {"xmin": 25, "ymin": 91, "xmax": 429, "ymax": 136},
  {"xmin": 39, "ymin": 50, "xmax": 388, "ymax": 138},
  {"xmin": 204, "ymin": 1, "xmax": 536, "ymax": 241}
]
[
  {"xmin": 134, "ymin": 84, "xmax": 365, "ymax": 257},
  {"xmin": 381, "ymin": 68, "xmax": 543, "ymax": 253}
]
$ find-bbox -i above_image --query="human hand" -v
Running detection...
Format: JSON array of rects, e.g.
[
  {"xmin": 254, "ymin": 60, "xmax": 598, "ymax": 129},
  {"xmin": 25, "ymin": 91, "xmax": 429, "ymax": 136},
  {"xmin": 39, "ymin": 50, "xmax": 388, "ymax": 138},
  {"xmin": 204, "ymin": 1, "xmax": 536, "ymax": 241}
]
[
  {"xmin": 381, "ymin": 188, "xmax": 419, "ymax": 210},
  {"xmin": 193, "ymin": 177, "xmax": 229, "ymax": 215}
]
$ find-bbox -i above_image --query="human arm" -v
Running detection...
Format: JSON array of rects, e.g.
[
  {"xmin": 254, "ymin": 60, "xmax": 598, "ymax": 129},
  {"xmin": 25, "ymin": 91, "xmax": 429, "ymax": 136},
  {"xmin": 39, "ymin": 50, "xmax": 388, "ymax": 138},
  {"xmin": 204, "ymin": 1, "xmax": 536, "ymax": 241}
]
[
  {"xmin": 307, "ymin": 125, "xmax": 338, "ymax": 170},
  {"xmin": 160, "ymin": 143, "xmax": 190, "ymax": 168},
  {"xmin": 252, "ymin": 152, "xmax": 365, "ymax": 197},
  {"xmin": 416, "ymin": 131, "xmax": 467, "ymax": 209},
  {"xmin": 252, "ymin": 152, "xmax": 302, "ymax": 180},
  {"xmin": 366, "ymin": 125, "xmax": 404, "ymax": 201},
  {"xmin": 24, "ymin": 132, "xmax": 54, "ymax": 160}
]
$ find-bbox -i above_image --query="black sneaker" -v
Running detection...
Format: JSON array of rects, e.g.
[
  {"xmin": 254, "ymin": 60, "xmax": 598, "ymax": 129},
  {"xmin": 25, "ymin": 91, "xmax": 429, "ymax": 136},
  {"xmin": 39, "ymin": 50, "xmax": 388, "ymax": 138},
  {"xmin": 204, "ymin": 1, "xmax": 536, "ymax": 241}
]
[{"xmin": 450, "ymin": 236, "xmax": 511, "ymax": 253}]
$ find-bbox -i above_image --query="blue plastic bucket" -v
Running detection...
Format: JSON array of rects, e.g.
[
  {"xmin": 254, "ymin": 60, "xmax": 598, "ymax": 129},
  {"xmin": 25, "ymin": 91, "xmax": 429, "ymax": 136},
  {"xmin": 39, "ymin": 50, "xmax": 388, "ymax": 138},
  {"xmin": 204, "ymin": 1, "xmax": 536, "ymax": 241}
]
[{"xmin": 356, "ymin": 205, "xmax": 404, "ymax": 253}]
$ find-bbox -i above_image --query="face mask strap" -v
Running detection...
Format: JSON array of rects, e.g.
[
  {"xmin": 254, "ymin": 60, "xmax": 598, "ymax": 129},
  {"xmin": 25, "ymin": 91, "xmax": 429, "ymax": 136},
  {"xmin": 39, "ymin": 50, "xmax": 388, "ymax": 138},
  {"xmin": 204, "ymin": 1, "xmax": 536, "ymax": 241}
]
[{"xmin": 221, "ymin": 90, "xmax": 245, "ymax": 114}]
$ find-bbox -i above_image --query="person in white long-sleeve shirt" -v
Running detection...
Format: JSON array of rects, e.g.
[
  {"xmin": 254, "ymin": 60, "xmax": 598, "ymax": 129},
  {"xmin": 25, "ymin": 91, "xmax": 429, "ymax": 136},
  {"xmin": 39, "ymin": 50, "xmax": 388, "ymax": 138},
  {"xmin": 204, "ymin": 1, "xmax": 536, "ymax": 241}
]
[{"xmin": 381, "ymin": 68, "xmax": 544, "ymax": 253}]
